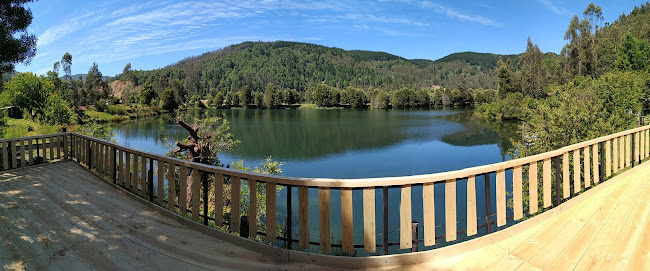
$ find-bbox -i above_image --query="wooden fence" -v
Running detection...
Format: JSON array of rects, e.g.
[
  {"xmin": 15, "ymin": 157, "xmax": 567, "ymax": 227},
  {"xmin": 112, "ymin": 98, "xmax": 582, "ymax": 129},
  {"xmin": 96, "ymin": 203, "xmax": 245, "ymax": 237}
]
[{"xmin": 1, "ymin": 125, "xmax": 649, "ymax": 256}]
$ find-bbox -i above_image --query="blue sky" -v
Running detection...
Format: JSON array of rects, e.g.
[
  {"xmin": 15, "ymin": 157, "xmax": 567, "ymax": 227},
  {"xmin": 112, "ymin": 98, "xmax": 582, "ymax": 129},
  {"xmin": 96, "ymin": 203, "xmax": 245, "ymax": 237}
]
[{"xmin": 18, "ymin": 0, "xmax": 648, "ymax": 76}]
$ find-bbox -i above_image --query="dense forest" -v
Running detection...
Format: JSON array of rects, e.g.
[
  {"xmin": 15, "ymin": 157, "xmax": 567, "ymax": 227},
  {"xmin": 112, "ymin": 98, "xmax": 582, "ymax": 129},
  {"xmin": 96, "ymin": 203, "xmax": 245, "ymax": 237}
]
[
  {"xmin": 2, "ymin": 1, "xmax": 650, "ymax": 147},
  {"xmin": 478, "ymin": 2, "xmax": 650, "ymax": 157},
  {"xmin": 111, "ymin": 41, "xmax": 506, "ymax": 109}
]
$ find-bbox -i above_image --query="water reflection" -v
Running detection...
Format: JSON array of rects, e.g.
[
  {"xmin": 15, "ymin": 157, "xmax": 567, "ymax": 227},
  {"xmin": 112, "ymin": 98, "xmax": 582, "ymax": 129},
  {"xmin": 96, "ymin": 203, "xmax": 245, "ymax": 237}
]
[{"xmin": 112, "ymin": 108, "xmax": 515, "ymax": 178}]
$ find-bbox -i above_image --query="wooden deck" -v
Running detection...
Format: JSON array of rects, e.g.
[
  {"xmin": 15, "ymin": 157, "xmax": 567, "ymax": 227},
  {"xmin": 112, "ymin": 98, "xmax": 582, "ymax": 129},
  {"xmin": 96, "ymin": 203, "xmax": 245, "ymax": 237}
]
[{"xmin": 1, "ymin": 160, "xmax": 649, "ymax": 270}]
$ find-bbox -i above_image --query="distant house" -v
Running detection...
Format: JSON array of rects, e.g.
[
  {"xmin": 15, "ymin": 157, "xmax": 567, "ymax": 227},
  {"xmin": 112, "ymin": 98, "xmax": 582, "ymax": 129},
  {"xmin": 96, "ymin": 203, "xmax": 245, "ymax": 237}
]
[{"xmin": 0, "ymin": 106, "xmax": 21, "ymax": 118}]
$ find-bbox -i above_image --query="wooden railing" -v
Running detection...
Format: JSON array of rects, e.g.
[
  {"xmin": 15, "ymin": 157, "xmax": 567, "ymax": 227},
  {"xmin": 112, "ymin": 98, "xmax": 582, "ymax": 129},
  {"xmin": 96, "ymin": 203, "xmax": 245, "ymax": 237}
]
[{"xmin": 1, "ymin": 125, "xmax": 649, "ymax": 256}]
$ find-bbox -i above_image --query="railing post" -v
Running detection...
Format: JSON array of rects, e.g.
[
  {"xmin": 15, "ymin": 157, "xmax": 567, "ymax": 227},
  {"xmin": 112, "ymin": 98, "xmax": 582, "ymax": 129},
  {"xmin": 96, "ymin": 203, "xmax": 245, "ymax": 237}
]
[
  {"xmin": 411, "ymin": 221, "xmax": 419, "ymax": 252},
  {"xmin": 484, "ymin": 173, "xmax": 492, "ymax": 234},
  {"xmin": 383, "ymin": 186, "xmax": 389, "ymax": 255},
  {"xmin": 554, "ymin": 156, "xmax": 561, "ymax": 206},
  {"xmin": 286, "ymin": 185, "xmax": 292, "ymax": 249},
  {"xmin": 202, "ymin": 171, "xmax": 209, "ymax": 226}
]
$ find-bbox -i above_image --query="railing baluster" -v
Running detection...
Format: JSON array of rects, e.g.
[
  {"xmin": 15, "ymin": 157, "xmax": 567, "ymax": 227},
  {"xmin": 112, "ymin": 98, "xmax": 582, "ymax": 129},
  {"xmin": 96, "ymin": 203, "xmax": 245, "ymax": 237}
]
[
  {"xmin": 513, "ymin": 166, "xmax": 523, "ymax": 220},
  {"xmin": 49, "ymin": 136, "xmax": 54, "ymax": 161},
  {"xmin": 625, "ymin": 134, "xmax": 632, "ymax": 167},
  {"xmin": 214, "ymin": 173, "xmax": 224, "ymax": 226},
  {"xmin": 10, "ymin": 141, "xmax": 16, "ymax": 169},
  {"xmin": 383, "ymin": 186, "xmax": 388, "ymax": 254},
  {"xmin": 266, "ymin": 182, "xmax": 276, "ymax": 242},
  {"xmin": 141, "ymin": 155, "xmax": 147, "ymax": 195},
  {"xmin": 18, "ymin": 140, "xmax": 24, "ymax": 167},
  {"xmin": 191, "ymin": 168, "xmax": 200, "ymax": 220},
  {"xmin": 584, "ymin": 146, "xmax": 591, "ymax": 188},
  {"xmin": 606, "ymin": 139, "xmax": 612, "ymax": 177},
  {"xmin": 363, "ymin": 187, "xmax": 375, "ymax": 253},
  {"xmin": 554, "ymin": 156, "xmax": 561, "ymax": 206},
  {"xmin": 424, "ymin": 183, "xmax": 438, "ymax": 246},
  {"xmin": 26, "ymin": 139, "xmax": 32, "ymax": 166},
  {"xmin": 167, "ymin": 163, "xmax": 176, "ymax": 210},
  {"xmin": 593, "ymin": 144, "xmax": 599, "ymax": 184},
  {"xmin": 318, "ymin": 187, "xmax": 330, "ymax": 252},
  {"xmin": 179, "ymin": 165, "xmax": 188, "ymax": 215},
  {"xmin": 496, "ymin": 170, "xmax": 506, "ymax": 227},
  {"xmin": 543, "ymin": 158, "xmax": 551, "ymax": 208},
  {"xmin": 157, "ymin": 160, "xmax": 164, "ymax": 205},
  {"xmin": 231, "ymin": 176, "xmax": 241, "ymax": 233},
  {"xmin": 562, "ymin": 152, "xmax": 571, "ymax": 199},
  {"xmin": 298, "ymin": 185, "xmax": 309, "ymax": 250},
  {"xmin": 149, "ymin": 158, "xmax": 154, "ymax": 202},
  {"xmin": 340, "ymin": 187, "xmax": 353, "ymax": 252},
  {"xmin": 599, "ymin": 142, "xmax": 605, "ymax": 182},
  {"xmin": 248, "ymin": 179, "xmax": 257, "ymax": 239},
  {"xmin": 2, "ymin": 141, "xmax": 8, "ymax": 170},
  {"xmin": 529, "ymin": 162, "xmax": 538, "ymax": 214},
  {"xmin": 445, "ymin": 179, "xmax": 457, "ymax": 241},
  {"xmin": 465, "ymin": 177, "xmax": 476, "ymax": 236},
  {"xmin": 400, "ymin": 185, "xmax": 412, "ymax": 249}
]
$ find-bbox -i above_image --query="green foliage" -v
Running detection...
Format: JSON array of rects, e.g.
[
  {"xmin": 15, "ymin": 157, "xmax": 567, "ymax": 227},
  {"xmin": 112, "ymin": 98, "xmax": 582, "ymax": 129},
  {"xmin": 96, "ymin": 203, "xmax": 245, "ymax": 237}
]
[
  {"xmin": 95, "ymin": 98, "xmax": 108, "ymax": 112},
  {"xmin": 616, "ymin": 33, "xmax": 649, "ymax": 71},
  {"xmin": 107, "ymin": 104, "xmax": 127, "ymax": 115},
  {"xmin": 370, "ymin": 90, "xmax": 389, "ymax": 109},
  {"xmin": 390, "ymin": 88, "xmax": 416, "ymax": 109},
  {"xmin": 77, "ymin": 123, "xmax": 116, "ymax": 142},
  {"xmin": 1, "ymin": 72, "xmax": 54, "ymax": 117},
  {"xmin": 41, "ymin": 94, "xmax": 74, "ymax": 125},
  {"xmin": 127, "ymin": 41, "xmax": 503, "ymax": 102},
  {"xmin": 0, "ymin": 0, "xmax": 37, "ymax": 74},
  {"xmin": 433, "ymin": 51, "xmax": 519, "ymax": 70},
  {"xmin": 515, "ymin": 71, "xmax": 645, "ymax": 157},
  {"xmin": 312, "ymin": 83, "xmax": 339, "ymax": 107},
  {"xmin": 159, "ymin": 88, "xmax": 177, "ymax": 110},
  {"xmin": 263, "ymin": 83, "xmax": 282, "ymax": 108},
  {"xmin": 239, "ymin": 85, "xmax": 252, "ymax": 107},
  {"xmin": 341, "ymin": 87, "xmax": 367, "ymax": 108},
  {"xmin": 139, "ymin": 83, "xmax": 156, "ymax": 105}
]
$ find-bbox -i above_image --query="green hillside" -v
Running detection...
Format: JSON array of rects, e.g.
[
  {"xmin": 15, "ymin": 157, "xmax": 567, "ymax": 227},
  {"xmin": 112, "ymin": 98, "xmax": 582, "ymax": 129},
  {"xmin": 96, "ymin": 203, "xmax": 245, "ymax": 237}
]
[{"xmin": 127, "ymin": 41, "xmax": 501, "ymax": 97}]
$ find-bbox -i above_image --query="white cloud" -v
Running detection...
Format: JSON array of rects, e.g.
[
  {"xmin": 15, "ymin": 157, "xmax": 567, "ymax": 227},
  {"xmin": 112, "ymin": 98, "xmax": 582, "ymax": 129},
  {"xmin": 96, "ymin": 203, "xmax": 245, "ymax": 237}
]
[
  {"xmin": 309, "ymin": 13, "xmax": 428, "ymax": 26},
  {"xmin": 420, "ymin": 2, "xmax": 501, "ymax": 27},
  {"xmin": 37, "ymin": 12, "xmax": 101, "ymax": 47},
  {"xmin": 536, "ymin": 0, "xmax": 569, "ymax": 15}
]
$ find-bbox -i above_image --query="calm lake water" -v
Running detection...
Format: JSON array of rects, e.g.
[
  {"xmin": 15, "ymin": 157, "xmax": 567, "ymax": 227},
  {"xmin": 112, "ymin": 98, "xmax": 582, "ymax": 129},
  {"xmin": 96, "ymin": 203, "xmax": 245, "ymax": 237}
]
[
  {"xmin": 110, "ymin": 108, "xmax": 518, "ymax": 254},
  {"xmin": 112, "ymin": 108, "xmax": 514, "ymax": 178}
]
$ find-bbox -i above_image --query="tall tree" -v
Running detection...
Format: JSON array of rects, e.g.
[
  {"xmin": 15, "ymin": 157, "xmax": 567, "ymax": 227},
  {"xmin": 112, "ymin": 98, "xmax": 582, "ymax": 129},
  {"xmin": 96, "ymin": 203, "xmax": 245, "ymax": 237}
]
[
  {"xmin": 61, "ymin": 52, "xmax": 72, "ymax": 81},
  {"xmin": 0, "ymin": 0, "xmax": 37, "ymax": 75},
  {"xmin": 496, "ymin": 57, "xmax": 518, "ymax": 96},
  {"xmin": 84, "ymin": 62, "xmax": 107, "ymax": 104},
  {"xmin": 520, "ymin": 38, "xmax": 547, "ymax": 97}
]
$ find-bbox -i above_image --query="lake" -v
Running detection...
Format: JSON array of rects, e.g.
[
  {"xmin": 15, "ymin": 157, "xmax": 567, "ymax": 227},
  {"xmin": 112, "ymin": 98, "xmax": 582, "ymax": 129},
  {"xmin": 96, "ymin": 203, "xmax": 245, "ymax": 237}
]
[
  {"xmin": 110, "ymin": 108, "xmax": 518, "ymax": 254},
  {"xmin": 112, "ymin": 108, "xmax": 515, "ymax": 178}
]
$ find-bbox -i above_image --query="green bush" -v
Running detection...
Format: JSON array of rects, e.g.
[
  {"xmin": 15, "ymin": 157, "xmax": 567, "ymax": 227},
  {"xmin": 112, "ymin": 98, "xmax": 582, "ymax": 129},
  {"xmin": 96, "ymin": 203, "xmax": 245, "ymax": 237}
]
[
  {"xmin": 107, "ymin": 105, "xmax": 127, "ymax": 115},
  {"xmin": 96, "ymin": 98, "xmax": 108, "ymax": 112}
]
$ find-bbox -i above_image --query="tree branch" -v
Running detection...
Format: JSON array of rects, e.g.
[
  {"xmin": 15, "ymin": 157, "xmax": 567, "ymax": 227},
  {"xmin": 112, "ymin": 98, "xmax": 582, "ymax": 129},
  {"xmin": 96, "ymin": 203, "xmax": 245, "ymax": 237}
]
[{"xmin": 175, "ymin": 118, "xmax": 200, "ymax": 141}]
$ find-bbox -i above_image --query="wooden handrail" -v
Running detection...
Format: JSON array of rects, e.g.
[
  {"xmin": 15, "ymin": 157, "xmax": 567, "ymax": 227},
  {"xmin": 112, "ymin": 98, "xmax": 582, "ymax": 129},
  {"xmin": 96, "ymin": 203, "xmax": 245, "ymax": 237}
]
[{"xmin": 1, "ymin": 125, "xmax": 649, "ymax": 257}]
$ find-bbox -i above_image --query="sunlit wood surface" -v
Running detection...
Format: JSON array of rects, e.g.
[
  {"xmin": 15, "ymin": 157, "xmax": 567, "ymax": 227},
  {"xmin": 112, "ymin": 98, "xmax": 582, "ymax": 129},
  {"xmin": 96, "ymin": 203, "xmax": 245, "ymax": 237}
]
[
  {"xmin": 423, "ymin": 160, "xmax": 650, "ymax": 271},
  {"xmin": 0, "ymin": 162, "xmax": 323, "ymax": 270},
  {"xmin": 1, "ymin": 161, "xmax": 649, "ymax": 270}
]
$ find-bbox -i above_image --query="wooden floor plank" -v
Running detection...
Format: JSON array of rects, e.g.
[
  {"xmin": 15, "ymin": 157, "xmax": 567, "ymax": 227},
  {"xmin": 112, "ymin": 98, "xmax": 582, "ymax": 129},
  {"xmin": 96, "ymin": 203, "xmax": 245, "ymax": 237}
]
[{"xmin": 1, "ymin": 160, "xmax": 649, "ymax": 270}]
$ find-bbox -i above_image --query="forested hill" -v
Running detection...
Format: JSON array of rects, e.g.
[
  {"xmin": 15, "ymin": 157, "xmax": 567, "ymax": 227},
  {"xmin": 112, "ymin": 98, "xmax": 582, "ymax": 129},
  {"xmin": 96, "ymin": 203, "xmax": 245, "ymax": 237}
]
[
  {"xmin": 432, "ymin": 52, "xmax": 519, "ymax": 69},
  {"xmin": 127, "ymin": 41, "xmax": 503, "ymax": 97}
]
